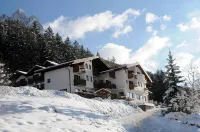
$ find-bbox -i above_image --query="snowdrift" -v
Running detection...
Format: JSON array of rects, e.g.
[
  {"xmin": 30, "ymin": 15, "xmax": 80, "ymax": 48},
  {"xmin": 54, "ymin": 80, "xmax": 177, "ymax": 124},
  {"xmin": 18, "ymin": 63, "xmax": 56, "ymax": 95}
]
[
  {"xmin": 0, "ymin": 86, "xmax": 142, "ymax": 119},
  {"xmin": 0, "ymin": 86, "xmax": 143, "ymax": 132}
]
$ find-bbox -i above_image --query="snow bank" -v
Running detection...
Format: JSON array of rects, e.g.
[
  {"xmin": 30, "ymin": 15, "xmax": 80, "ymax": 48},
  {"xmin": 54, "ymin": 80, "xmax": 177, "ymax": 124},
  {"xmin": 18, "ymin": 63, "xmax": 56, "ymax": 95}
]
[
  {"xmin": 0, "ymin": 86, "xmax": 134, "ymax": 132},
  {"xmin": 0, "ymin": 86, "xmax": 142, "ymax": 119},
  {"xmin": 165, "ymin": 112, "xmax": 200, "ymax": 127}
]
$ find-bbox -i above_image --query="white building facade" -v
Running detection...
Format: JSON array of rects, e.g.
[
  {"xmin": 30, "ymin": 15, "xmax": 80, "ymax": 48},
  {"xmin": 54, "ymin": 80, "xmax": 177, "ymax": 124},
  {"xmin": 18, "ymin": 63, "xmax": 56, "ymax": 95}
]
[{"xmin": 11, "ymin": 56, "xmax": 152, "ymax": 102}]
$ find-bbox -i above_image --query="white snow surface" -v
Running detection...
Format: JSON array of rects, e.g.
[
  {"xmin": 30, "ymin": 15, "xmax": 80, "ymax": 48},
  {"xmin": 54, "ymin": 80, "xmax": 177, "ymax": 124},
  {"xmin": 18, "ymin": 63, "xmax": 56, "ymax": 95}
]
[
  {"xmin": 122, "ymin": 109, "xmax": 200, "ymax": 132},
  {"xmin": 165, "ymin": 112, "xmax": 200, "ymax": 127},
  {"xmin": 0, "ymin": 86, "xmax": 142, "ymax": 132}
]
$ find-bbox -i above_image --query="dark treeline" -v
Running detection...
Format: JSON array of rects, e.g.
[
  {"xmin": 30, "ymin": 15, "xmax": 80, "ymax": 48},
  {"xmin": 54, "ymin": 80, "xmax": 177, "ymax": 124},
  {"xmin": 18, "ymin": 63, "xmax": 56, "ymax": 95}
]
[
  {"xmin": 0, "ymin": 20, "xmax": 93, "ymax": 73},
  {"xmin": 147, "ymin": 70, "xmax": 168, "ymax": 103}
]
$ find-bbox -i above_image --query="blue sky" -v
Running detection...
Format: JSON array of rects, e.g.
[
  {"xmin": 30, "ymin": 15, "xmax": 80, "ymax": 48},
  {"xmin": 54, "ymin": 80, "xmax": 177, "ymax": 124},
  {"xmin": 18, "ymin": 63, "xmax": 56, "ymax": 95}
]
[{"xmin": 1, "ymin": 0, "xmax": 200, "ymax": 72}]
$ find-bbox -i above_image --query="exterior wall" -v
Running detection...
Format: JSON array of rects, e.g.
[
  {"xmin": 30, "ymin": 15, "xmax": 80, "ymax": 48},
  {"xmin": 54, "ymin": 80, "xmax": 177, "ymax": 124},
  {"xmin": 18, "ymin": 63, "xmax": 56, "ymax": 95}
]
[
  {"xmin": 83, "ymin": 61, "xmax": 93, "ymax": 88},
  {"xmin": 125, "ymin": 66, "xmax": 148, "ymax": 102},
  {"xmin": 44, "ymin": 67, "xmax": 71, "ymax": 91},
  {"xmin": 97, "ymin": 70, "xmax": 127, "ymax": 89},
  {"xmin": 44, "ymin": 60, "xmax": 94, "ymax": 93},
  {"xmin": 97, "ymin": 67, "xmax": 148, "ymax": 101},
  {"xmin": 114, "ymin": 70, "xmax": 127, "ymax": 89}
]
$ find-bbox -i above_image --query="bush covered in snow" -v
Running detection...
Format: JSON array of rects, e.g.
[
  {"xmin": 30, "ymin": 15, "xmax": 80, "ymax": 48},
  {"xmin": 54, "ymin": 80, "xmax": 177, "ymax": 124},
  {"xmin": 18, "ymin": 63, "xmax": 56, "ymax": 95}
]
[{"xmin": 168, "ymin": 87, "xmax": 200, "ymax": 114}]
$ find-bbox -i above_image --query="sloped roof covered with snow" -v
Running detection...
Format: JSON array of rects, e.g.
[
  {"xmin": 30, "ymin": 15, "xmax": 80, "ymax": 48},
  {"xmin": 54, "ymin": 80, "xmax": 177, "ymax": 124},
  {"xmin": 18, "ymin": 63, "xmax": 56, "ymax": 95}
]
[
  {"xmin": 35, "ymin": 56, "xmax": 109, "ymax": 73},
  {"xmin": 73, "ymin": 56, "xmax": 99, "ymax": 64},
  {"xmin": 43, "ymin": 60, "xmax": 59, "ymax": 67},
  {"xmin": 27, "ymin": 65, "xmax": 45, "ymax": 75},
  {"xmin": 99, "ymin": 65, "xmax": 127, "ymax": 74}
]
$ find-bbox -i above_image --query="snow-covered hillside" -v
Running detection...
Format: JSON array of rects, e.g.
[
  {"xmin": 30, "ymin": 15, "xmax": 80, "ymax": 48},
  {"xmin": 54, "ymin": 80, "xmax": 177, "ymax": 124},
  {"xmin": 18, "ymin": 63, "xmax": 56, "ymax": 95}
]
[{"xmin": 0, "ymin": 86, "xmax": 142, "ymax": 132}]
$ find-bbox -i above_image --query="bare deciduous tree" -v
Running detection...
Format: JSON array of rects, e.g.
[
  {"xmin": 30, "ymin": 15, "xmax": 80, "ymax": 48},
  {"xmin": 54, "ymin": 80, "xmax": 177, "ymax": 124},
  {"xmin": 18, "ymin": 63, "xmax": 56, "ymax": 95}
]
[{"xmin": 184, "ymin": 61, "xmax": 200, "ymax": 89}]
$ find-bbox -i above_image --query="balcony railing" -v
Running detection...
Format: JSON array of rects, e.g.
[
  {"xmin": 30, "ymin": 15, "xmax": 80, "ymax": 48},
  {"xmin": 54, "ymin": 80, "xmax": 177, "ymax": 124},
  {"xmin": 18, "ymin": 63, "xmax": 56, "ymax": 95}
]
[
  {"xmin": 94, "ymin": 82, "xmax": 116, "ymax": 89},
  {"xmin": 74, "ymin": 79, "xmax": 86, "ymax": 86}
]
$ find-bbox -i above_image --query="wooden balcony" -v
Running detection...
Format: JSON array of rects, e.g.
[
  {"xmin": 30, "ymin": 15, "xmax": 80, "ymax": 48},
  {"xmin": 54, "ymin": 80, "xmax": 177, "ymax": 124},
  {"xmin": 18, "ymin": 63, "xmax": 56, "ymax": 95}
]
[
  {"xmin": 74, "ymin": 79, "xmax": 86, "ymax": 86},
  {"xmin": 94, "ymin": 82, "xmax": 116, "ymax": 89},
  {"xmin": 128, "ymin": 73, "xmax": 133, "ymax": 79},
  {"xmin": 129, "ymin": 84, "xmax": 135, "ymax": 90},
  {"xmin": 128, "ymin": 73, "xmax": 137, "ymax": 79},
  {"xmin": 73, "ymin": 64, "xmax": 85, "ymax": 73}
]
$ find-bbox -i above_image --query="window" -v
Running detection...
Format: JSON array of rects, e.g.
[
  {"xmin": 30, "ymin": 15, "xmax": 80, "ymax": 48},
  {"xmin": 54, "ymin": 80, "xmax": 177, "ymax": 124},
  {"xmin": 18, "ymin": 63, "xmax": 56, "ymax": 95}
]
[
  {"xmin": 86, "ymin": 75, "xmax": 89, "ymax": 81},
  {"xmin": 141, "ymin": 83, "xmax": 143, "ymax": 87},
  {"xmin": 85, "ymin": 63, "xmax": 88, "ymax": 69},
  {"xmin": 90, "ymin": 76, "xmax": 93, "ymax": 82},
  {"xmin": 126, "ymin": 80, "xmax": 128, "ymax": 83},
  {"xmin": 89, "ymin": 65, "xmax": 91, "ymax": 70},
  {"xmin": 137, "ymin": 72, "xmax": 140, "ymax": 74},
  {"xmin": 132, "ymin": 93, "xmax": 135, "ymax": 98},
  {"xmin": 47, "ymin": 78, "xmax": 51, "ymax": 83},
  {"xmin": 129, "ymin": 81, "xmax": 133, "ymax": 84},
  {"xmin": 138, "ymin": 82, "xmax": 140, "ymax": 86}
]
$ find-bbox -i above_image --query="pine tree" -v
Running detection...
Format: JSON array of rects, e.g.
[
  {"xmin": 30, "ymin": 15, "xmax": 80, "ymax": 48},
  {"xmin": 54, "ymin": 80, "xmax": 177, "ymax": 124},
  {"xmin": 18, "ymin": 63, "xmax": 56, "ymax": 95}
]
[
  {"xmin": 96, "ymin": 52, "xmax": 100, "ymax": 57},
  {"xmin": 55, "ymin": 33, "xmax": 65, "ymax": 63},
  {"xmin": 147, "ymin": 70, "xmax": 168, "ymax": 103},
  {"xmin": 0, "ymin": 63, "xmax": 10, "ymax": 86},
  {"xmin": 64, "ymin": 37, "xmax": 73, "ymax": 61},
  {"xmin": 164, "ymin": 50, "xmax": 184, "ymax": 105},
  {"xmin": 72, "ymin": 40, "xmax": 80, "ymax": 59},
  {"xmin": 44, "ymin": 26, "xmax": 56, "ymax": 62},
  {"xmin": 110, "ymin": 56, "xmax": 116, "ymax": 63},
  {"xmin": 85, "ymin": 48, "xmax": 93, "ymax": 57}
]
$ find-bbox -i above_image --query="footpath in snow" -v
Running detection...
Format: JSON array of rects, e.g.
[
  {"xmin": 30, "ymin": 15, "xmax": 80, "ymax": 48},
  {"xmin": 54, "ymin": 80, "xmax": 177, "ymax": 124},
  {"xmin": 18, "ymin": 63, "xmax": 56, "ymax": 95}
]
[{"xmin": 0, "ymin": 86, "xmax": 142, "ymax": 132}]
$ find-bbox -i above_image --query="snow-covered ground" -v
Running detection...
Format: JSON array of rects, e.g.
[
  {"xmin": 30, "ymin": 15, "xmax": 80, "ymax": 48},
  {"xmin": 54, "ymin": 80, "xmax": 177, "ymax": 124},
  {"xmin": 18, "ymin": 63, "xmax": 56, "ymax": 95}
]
[
  {"xmin": 121, "ymin": 109, "xmax": 200, "ymax": 132},
  {"xmin": 1, "ymin": 86, "xmax": 199, "ymax": 132},
  {"xmin": 0, "ymin": 86, "xmax": 142, "ymax": 132},
  {"xmin": 165, "ymin": 112, "xmax": 200, "ymax": 128}
]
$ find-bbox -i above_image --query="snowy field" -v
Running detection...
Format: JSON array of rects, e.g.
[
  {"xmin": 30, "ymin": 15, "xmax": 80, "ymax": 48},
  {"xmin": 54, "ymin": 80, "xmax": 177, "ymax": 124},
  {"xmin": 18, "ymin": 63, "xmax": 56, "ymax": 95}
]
[{"xmin": 0, "ymin": 86, "xmax": 142, "ymax": 132}]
